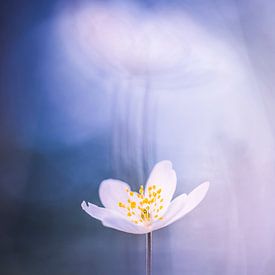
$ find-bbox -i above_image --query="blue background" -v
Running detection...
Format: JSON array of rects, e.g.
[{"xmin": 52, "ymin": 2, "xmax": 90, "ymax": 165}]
[{"xmin": 1, "ymin": 0, "xmax": 275, "ymax": 274}]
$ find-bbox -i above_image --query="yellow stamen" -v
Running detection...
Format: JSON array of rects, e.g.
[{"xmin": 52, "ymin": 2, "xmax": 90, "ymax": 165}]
[
  {"xmin": 118, "ymin": 202, "xmax": 125, "ymax": 208},
  {"xmin": 119, "ymin": 183, "xmax": 165, "ymax": 225}
]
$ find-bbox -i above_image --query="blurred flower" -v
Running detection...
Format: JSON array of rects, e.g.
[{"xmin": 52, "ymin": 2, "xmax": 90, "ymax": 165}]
[{"xmin": 81, "ymin": 160, "xmax": 209, "ymax": 234}]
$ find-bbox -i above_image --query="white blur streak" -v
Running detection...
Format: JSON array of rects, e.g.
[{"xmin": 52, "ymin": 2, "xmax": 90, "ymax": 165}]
[
  {"xmin": 56, "ymin": 1, "xmax": 243, "ymax": 178},
  {"xmin": 56, "ymin": 1, "xmax": 275, "ymax": 274}
]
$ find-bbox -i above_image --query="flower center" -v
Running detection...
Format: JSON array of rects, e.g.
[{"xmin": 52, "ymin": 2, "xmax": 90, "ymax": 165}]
[{"xmin": 118, "ymin": 185, "xmax": 164, "ymax": 225}]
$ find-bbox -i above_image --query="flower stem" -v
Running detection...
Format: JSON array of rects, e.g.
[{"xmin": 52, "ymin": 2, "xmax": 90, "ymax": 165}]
[{"xmin": 146, "ymin": 232, "xmax": 152, "ymax": 275}]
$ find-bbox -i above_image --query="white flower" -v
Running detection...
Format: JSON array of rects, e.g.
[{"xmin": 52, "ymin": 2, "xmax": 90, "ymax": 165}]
[{"xmin": 81, "ymin": 160, "xmax": 209, "ymax": 234}]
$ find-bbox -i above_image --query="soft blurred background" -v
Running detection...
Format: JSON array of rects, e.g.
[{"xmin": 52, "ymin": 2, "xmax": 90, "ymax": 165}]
[{"xmin": 1, "ymin": 0, "xmax": 275, "ymax": 274}]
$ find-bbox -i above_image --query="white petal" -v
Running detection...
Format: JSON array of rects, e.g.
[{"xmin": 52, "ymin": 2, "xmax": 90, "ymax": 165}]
[
  {"xmin": 99, "ymin": 179, "xmax": 131, "ymax": 213},
  {"xmin": 152, "ymin": 193, "xmax": 187, "ymax": 231},
  {"xmin": 145, "ymin": 160, "xmax": 177, "ymax": 213},
  {"xmin": 152, "ymin": 181, "xmax": 209, "ymax": 231},
  {"xmin": 102, "ymin": 215, "xmax": 151, "ymax": 234},
  {"xmin": 81, "ymin": 201, "xmax": 149, "ymax": 234},
  {"xmin": 181, "ymin": 181, "xmax": 210, "ymax": 217},
  {"xmin": 81, "ymin": 201, "xmax": 116, "ymax": 221},
  {"xmin": 162, "ymin": 193, "xmax": 188, "ymax": 221}
]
